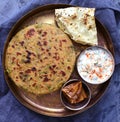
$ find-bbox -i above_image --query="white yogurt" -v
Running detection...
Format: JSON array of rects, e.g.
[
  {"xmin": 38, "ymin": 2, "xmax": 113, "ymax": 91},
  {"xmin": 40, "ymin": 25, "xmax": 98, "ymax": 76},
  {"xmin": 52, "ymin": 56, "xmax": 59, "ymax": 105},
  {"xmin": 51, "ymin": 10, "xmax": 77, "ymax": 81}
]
[{"xmin": 77, "ymin": 46, "xmax": 114, "ymax": 84}]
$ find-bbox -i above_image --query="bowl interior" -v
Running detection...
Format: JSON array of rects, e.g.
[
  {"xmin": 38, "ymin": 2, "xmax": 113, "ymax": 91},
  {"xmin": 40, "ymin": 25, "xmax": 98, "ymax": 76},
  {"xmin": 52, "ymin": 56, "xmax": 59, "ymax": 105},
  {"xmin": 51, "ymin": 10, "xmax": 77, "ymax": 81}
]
[
  {"xmin": 60, "ymin": 79, "xmax": 91, "ymax": 111},
  {"xmin": 77, "ymin": 46, "xmax": 115, "ymax": 85}
]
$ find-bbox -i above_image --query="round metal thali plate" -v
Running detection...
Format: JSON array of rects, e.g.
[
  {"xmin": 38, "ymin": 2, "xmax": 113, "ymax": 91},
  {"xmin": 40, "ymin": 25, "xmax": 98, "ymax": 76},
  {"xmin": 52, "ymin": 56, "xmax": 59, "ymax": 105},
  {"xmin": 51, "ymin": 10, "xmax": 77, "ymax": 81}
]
[{"xmin": 3, "ymin": 4, "xmax": 114, "ymax": 117}]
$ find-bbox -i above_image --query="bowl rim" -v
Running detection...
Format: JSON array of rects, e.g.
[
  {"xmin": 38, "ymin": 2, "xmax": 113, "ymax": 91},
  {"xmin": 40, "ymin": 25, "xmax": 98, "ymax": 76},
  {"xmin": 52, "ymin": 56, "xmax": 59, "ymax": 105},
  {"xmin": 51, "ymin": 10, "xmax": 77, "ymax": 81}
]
[
  {"xmin": 60, "ymin": 79, "xmax": 92, "ymax": 111},
  {"xmin": 76, "ymin": 46, "xmax": 115, "ymax": 85}
]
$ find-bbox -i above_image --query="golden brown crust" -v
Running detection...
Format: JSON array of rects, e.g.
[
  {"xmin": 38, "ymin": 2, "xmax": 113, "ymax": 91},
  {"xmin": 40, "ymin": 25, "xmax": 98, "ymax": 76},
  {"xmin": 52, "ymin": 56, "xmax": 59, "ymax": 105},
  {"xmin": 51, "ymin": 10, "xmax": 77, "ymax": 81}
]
[{"xmin": 5, "ymin": 23, "xmax": 76, "ymax": 95}]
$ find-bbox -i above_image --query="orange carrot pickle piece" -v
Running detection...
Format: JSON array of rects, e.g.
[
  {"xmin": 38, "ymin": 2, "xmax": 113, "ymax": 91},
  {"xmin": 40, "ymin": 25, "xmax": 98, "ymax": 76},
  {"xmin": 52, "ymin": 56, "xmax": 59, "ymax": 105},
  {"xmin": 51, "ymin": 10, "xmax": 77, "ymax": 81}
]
[{"xmin": 62, "ymin": 81, "xmax": 88, "ymax": 104}]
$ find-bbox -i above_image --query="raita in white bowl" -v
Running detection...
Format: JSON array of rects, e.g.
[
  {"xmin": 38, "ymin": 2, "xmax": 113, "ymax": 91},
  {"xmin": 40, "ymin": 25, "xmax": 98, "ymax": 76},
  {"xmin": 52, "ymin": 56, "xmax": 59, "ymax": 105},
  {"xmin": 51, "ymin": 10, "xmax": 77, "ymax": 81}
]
[{"xmin": 77, "ymin": 46, "xmax": 115, "ymax": 84}]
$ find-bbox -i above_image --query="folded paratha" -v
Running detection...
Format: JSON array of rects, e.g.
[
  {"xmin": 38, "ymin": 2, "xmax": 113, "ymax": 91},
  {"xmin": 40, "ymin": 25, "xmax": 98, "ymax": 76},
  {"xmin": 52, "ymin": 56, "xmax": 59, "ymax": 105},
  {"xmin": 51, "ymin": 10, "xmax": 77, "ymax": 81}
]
[
  {"xmin": 55, "ymin": 7, "xmax": 98, "ymax": 46},
  {"xmin": 5, "ymin": 23, "xmax": 76, "ymax": 95}
]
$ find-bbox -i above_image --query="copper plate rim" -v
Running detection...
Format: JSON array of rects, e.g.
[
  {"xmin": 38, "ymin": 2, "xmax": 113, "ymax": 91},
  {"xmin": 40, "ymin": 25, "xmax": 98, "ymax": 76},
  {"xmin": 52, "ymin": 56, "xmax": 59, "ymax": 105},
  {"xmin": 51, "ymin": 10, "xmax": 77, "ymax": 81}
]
[{"xmin": 2, "ymin": 4, "xmax": 114, "ymax": 117}]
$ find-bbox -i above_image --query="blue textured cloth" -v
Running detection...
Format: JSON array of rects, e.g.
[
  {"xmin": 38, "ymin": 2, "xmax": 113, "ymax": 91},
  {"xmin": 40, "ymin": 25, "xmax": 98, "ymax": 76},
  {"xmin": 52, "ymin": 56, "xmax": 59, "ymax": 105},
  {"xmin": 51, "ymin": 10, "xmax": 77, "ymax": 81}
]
[{"xmin": 0, "ymin": 0, "xmax": 120, "ymax": 122}]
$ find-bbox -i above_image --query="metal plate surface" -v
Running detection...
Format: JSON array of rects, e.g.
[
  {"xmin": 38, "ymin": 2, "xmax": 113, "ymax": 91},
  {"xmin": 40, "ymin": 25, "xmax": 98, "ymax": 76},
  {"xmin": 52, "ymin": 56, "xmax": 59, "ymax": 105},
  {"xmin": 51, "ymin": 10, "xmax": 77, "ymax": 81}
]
[{"xmin": 3, "ymin": 4, "xmax": 114, "ymax": 117}]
